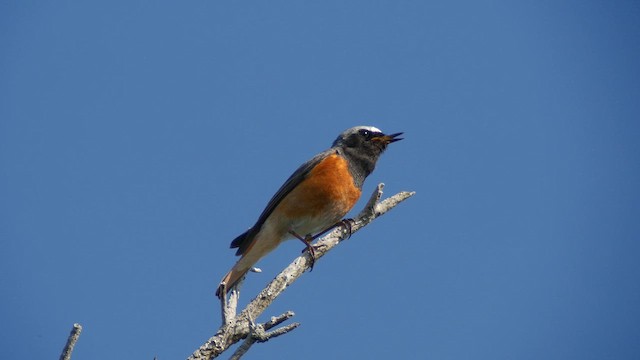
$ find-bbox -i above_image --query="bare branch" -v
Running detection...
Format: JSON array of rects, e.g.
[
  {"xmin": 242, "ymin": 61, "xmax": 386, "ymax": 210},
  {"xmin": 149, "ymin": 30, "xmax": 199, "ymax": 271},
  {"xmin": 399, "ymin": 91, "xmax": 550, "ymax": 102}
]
[
  {"xmin": 187, "ymin": 184, "xmax": 415, "ymax": 359},
  {"xmin": 59, "ymin": 323, "xmax": 82, "ymax": 360}
]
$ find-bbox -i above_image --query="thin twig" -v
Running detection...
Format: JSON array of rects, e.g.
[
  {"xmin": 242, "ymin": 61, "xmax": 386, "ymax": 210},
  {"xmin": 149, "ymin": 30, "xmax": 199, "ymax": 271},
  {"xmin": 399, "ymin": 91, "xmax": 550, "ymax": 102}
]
[
  {"xmin": 260, "ymin": 322, "xmax": 300, "ymax": 340},
  {"xmin": 263, "ymin": 311, "xmax": 295, "ymax": 331},
  {"xmin": 219, "ymin": 282, "xmax": 228, "ymax": 324},
  {"xmin": 59, "ymin": 323, "xmax": 82, "ymax": 360}
]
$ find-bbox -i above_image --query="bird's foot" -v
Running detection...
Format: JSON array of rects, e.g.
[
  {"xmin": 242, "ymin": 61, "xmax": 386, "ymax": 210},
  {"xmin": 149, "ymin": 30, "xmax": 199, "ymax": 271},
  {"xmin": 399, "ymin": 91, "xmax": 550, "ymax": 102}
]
[{"xmin": 289, "ymin": 230, "xmax": 317, "ymax": 271}]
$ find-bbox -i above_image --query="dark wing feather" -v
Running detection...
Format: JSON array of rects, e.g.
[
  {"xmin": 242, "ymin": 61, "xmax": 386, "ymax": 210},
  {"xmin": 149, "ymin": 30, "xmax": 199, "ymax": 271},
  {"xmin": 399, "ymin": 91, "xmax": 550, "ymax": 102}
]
[{"xmin": 230, "ymin": 148, "xmax": 337, "ymax": 256}]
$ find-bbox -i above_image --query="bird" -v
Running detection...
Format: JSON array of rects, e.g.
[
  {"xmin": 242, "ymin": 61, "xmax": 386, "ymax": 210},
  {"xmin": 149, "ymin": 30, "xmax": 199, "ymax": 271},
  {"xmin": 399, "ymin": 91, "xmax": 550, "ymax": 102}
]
[{"xmin": 216, "ymin": 126, "xmax": 403, "ymax": 298}]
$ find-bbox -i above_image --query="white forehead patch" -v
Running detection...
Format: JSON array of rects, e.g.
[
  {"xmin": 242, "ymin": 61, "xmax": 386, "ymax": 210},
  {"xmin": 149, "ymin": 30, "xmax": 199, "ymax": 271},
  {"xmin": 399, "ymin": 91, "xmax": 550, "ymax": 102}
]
[
  {"xmin": 333, "ymin": 125, "xmax": 384, "ymax": 147},
  {"xmin": 353, "ymin": 125, "xmax": 382, "ymax": 133}
]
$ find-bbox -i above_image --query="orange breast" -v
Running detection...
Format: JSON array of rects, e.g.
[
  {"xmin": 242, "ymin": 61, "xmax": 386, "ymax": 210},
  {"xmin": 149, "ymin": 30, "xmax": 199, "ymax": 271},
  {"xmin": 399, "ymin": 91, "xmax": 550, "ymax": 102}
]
[{"xmin": 275, "ymin": 153, "xmax": 361, "ymax": 231}]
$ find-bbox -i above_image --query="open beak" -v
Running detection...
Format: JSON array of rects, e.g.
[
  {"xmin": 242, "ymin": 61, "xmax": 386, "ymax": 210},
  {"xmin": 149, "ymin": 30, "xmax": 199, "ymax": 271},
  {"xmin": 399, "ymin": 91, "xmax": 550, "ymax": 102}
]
[{"xmin": 373, "ymin": 132, "xmax": 404, "ymax": 145}]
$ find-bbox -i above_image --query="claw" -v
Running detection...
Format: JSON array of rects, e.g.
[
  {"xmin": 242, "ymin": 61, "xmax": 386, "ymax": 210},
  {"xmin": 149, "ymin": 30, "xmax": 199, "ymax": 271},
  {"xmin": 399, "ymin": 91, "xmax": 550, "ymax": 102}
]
[
  {"xmin": 288, "ymin": 218, "xmax": 354, "ymax": 272},
  {"xmin": 289, "ymin": 230, "xmax": 317, "ymax": 271},
  {"xmin": 340, "ymin": 218, "xmax": 354, "ymax": 239},
  {"xmin": 305, "ymin": 237, "xmax": 316, "ymax": 271}
]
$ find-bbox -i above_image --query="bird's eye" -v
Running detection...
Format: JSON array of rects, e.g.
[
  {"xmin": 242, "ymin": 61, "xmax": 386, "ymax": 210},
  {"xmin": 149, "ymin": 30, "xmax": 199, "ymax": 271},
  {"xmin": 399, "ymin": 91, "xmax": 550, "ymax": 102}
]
[{"xmin": 359, "ymin": 129, "xmax": 372, "ymax": 139}]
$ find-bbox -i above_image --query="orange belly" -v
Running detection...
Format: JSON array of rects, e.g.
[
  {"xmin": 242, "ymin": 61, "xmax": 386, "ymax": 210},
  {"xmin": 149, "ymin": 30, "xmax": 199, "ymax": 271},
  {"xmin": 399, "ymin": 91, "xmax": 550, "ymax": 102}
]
[{"xmin": 274, "ymin": 153, "xmax": 361, "ymax": 235}]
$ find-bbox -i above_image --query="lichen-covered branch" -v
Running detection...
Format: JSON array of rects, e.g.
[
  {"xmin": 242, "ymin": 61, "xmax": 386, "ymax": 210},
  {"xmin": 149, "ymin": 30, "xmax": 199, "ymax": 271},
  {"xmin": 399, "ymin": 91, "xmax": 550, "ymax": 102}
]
[{"xmin": 188, "ymin": 184, "xmax": 415, "ymax": 360}]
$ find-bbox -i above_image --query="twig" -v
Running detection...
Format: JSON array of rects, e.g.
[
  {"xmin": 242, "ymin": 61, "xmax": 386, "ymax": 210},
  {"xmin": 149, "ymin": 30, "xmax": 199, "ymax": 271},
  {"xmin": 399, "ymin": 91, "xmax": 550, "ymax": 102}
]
[
  {"xmin": 259, "ymin": 322, "xmax": 300, "ymax": 340},
  {"xmin": 220, "ymin": 282, "xmax": 241, "ymax": 326},
  {"xmin": 59, "ymin": 323, "xmax": 82, "ymax": 360},
  {"xmin": 219, "ymin": 282, "xmax": 228, "ymax": 324},
  {"xmin": 263, "ymin": 311, "xmax": 295, "ymax": 330}
]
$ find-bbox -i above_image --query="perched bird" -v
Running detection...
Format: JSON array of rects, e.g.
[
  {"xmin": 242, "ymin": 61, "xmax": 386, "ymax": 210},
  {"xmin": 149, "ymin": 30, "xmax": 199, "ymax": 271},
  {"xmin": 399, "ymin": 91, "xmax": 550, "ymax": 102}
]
[{"xmin": 216, "ymin": 126, "xmax": 402, "ymax": 298}]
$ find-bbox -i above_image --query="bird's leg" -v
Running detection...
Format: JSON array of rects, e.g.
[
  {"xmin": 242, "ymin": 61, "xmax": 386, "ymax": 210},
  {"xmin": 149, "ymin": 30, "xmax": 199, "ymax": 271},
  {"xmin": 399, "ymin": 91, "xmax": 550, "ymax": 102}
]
[
  {"xmin": 289, "ymin": 230, "xmax": 317, "ymax": 270},
  {"xmin": 311, "ymin": 218, "xmax": 355, "ymax": 241},
  {"xmin": 289, "ymin": 219, "xmax": 354, "ymax": 271}
]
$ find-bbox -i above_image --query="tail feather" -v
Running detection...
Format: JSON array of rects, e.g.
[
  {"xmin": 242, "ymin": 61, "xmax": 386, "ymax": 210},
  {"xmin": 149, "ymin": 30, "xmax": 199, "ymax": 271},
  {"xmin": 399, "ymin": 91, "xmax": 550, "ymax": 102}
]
[
  {"xmin": 217, "ymin": 225, "xmax": 281, "ymax": 298},
  {"xmin": 230, "ymin": 228, "xmax": 255, "ymax": 256},
  {"xmin": 215, "ymin": 265, "xmax": 250, "ymax": 298},
  {"xmin": 217, "ymin": 229, "xmax": 256, "ymax": 298}
]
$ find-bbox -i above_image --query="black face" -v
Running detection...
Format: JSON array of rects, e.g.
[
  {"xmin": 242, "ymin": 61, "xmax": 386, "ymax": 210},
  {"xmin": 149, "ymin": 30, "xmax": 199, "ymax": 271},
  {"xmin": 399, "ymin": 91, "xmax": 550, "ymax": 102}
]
[
  {"xmin": 339, "ymin": 128, "xmax": 403, "ymax": 151},
  {"xmin": 342, "ymin": 128, "xmax": 383, "ymax": 148},
  {"xmin": 357, "ymin": 128, "xmax": 381, "ymax": 141},
  {"xmin": 333, "ymin": 126, "xmax": 403, "ymax": 183},
  {"xmin": 333, "ymin": 127, "xmax": 402, "ymax": 152}
]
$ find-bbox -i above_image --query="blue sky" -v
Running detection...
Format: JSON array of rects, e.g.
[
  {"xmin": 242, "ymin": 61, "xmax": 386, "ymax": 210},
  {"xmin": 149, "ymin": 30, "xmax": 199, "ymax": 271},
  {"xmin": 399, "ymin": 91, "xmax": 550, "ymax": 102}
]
[{"xmin": 2, "ymin": 1, "xmax": 639, "ymax": 359}]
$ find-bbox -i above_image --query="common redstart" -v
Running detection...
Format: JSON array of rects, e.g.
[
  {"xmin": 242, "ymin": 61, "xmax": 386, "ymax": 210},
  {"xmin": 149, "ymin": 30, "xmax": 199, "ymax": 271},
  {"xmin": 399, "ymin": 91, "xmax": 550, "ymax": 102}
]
[{"xmin": 216, "ymin": 126, "xmax": 402, "ymax": 298}]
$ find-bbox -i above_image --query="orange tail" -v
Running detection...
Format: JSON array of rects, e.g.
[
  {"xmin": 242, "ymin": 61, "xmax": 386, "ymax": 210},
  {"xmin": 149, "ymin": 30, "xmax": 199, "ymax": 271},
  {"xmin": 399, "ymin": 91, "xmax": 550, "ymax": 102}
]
[
  {"xmin": 215, "ymin": 265, "xmax": 250, "ymax": 298},
  {"xmin": 216, "ymin": 225, "xmax": 283, "ymax": 298}
]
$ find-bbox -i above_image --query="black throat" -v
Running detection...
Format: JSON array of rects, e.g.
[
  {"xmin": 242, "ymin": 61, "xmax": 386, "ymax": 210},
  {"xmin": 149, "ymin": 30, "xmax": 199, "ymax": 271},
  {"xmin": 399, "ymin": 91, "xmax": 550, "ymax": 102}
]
[{"xmin": 339, "ymin": 147, "xmax": 379, "ymax": 189}]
